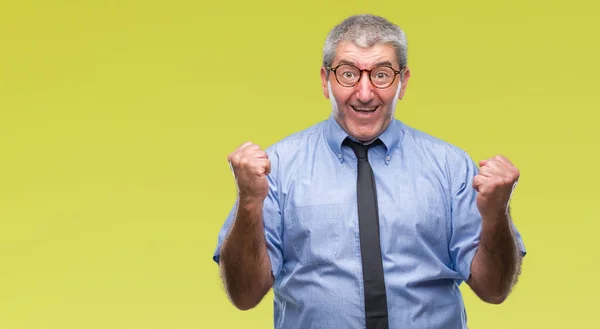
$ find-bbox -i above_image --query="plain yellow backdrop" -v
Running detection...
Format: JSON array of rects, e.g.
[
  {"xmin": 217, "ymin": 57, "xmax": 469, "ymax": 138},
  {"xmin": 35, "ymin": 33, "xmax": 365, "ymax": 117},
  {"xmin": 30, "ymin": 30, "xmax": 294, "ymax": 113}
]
[{"xmin": 1, "ymin": 0, "xmax": 599, "ymax": 328}]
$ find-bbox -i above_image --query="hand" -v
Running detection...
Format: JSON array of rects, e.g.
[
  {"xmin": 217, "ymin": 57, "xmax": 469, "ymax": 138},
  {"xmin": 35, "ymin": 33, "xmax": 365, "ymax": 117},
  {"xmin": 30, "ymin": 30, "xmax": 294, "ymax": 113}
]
[
  {"xmin": 472, "ymin": 155, "xmax": 520, "ymax": 220},
  {"xmin": 228, "ymin": 142, "xmax": 271, "ymax": 204}
]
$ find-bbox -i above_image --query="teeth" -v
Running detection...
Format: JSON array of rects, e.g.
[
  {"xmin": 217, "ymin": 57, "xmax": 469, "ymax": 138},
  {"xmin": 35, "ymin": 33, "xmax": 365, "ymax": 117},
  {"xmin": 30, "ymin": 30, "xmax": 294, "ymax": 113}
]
[{"xmin": 353, "ymin": 106, "xmax": 377, "ymax": 112}]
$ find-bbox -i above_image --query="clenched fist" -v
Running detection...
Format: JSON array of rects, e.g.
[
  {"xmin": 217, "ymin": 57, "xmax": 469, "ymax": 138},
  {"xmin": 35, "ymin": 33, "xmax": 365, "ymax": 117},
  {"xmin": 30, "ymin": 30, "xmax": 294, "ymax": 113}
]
[
  {"xmin": 473, "ymin": 155, "xmax": 520, "ymax": 219},
  {"xmin": 228, "ymin": 142, "xmax": 271, "ymax": 203}
]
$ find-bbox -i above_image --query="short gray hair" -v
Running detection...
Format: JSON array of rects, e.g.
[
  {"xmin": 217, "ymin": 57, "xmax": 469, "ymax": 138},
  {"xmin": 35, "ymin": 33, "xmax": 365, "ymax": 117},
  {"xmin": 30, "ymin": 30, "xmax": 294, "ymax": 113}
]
[{"xmin": 323, "ymin": 14, "xmax": 408, "ymax": 72}]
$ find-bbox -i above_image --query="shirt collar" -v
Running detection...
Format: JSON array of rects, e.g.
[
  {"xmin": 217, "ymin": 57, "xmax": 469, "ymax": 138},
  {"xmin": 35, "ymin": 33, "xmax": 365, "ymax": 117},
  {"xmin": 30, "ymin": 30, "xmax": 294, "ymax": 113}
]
[{"xmin": 324, "ymin": 114, "xmax": 404, "ymax": 165}]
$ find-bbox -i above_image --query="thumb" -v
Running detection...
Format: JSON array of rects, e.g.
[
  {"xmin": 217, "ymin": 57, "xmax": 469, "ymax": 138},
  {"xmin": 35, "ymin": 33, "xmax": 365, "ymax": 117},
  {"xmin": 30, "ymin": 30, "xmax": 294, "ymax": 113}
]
[
  {"xmin": 472, "ymin": 174, "xmax": 483, "ymax": 192},
  {"xmin": 479, "ymin": 159, "xmax": 488, "ymax": 167},
  {"xmin": 264, "ymin": 159, "xmax": 272, "ymax": 175}
]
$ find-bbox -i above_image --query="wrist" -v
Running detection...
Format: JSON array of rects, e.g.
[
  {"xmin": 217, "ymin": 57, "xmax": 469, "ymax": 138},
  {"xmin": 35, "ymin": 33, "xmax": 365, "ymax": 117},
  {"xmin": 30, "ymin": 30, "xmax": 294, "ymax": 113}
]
[
  {"xmin": 238, "ymin": 195, "xmax": 265, "ymax": 209},
  {"xmin": 481, "ymin": 207, "xmax": 510, "ymax": 222},
  {"xmin": 481, "ymin": 212, "xmax": 512, "ymax": 234}
]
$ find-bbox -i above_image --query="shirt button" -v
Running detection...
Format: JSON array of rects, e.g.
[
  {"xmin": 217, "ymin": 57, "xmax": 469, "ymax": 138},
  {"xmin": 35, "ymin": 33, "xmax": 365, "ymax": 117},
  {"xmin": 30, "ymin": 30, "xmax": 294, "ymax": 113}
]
[
  {"xmin": 337, "ymin": 153, "xmax": 343, "ymax": 159},
  {"xmin": 386, "ymin": 156, "xmax": 391, "ymax": 161}
]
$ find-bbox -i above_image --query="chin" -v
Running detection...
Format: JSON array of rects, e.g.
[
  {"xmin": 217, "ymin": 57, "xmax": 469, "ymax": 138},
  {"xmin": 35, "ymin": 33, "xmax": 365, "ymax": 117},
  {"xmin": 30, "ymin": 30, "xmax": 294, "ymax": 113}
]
[
  {"xmin": 350, "ymin": 119, "xmax": 386, "ymax": 137},
  {"xmin": 348, "ymin": 127, "xmax": 379, "ymax": 142}
]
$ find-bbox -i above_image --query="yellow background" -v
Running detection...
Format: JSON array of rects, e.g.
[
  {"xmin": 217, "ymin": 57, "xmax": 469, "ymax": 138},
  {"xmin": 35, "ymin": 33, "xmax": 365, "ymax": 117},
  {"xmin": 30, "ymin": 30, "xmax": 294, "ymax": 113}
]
[{"xmin": 1, "ymin": 0, "xmax": 598, "ymax": 328}]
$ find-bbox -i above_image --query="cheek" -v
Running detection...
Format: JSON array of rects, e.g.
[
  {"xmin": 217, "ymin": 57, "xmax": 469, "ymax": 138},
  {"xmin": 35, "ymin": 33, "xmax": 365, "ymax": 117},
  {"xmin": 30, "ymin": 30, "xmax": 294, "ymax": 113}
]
[
  {"xmin": 334, "ymin": 94, "xmax": 352, "ymax": 109},
  {"xmin": 380, "ymin": 87, "xmax": 401, "ymax": 108},
  {"xmin": 330, "ymin": 85, "xmax": 353, "ymax": 105}
]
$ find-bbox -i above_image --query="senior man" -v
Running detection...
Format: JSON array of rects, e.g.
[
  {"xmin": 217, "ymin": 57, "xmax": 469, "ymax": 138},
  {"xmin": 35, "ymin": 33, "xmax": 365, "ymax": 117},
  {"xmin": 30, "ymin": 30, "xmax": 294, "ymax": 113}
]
[{"xmin": 213, "ymin": 14, "xmax": 526, "ymax": 329}]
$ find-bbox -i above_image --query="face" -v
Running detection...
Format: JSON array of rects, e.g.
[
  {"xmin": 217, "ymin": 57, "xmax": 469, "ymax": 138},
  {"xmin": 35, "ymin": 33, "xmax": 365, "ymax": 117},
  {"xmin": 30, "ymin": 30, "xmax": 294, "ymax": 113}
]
[{"xmin": 321, "ymin": 42, "xmax": 410, "ymax": 142}]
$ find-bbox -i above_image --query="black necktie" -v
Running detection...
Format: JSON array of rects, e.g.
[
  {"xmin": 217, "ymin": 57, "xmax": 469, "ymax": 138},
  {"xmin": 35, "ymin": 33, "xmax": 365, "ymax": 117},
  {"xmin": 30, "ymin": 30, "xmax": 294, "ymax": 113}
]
[{"xmin": 344, "ymin": 138, "xmax": 389, "ymax": 329}]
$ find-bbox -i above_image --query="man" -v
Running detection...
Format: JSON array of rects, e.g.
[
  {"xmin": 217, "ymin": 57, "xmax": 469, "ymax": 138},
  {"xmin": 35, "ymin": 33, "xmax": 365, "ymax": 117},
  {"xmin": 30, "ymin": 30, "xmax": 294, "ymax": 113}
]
[{"xmin": 213, "ymin": 14, "xmax": 526, "ymax": 329}]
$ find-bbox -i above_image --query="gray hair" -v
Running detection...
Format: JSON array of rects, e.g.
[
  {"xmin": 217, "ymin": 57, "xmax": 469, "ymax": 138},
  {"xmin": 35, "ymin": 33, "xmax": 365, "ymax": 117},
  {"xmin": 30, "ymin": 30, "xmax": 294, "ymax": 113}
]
[{"xmin": 323, "ymin": 14, "xmax": 408, "ymax": 75}]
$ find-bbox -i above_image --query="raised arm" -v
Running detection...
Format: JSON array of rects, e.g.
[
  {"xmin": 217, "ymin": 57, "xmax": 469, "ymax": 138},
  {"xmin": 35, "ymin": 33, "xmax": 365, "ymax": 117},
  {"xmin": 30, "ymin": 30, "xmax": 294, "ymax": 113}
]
[
  {"xmin": 219, "ymin": 142, "xmax": 275, "ymax": 310},
  {"xmin": 467, "ymin": 155, "xmax": 523, "ymax": 304}
]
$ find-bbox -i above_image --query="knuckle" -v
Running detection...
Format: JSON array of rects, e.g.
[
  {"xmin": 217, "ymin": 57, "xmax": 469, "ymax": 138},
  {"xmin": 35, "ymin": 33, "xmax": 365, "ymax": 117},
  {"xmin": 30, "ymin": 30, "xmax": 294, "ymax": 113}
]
[
  {"xmin": 239, "ymin": 156, "xmax": 250, "ymax": 166},
  {"xmin": 232, "ymin": 155, "xmax": 244, "ymax": 167},
  {"xmin": 238, "ymin": 141, "xmax": 252, "ymax": 151}
]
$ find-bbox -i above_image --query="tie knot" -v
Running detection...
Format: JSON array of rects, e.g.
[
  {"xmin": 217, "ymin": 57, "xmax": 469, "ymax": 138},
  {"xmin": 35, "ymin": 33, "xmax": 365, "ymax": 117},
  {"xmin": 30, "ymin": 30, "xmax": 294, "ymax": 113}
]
[{"xmin": 344, "ymin": 138, "xmax": 381, "ymax": 159}]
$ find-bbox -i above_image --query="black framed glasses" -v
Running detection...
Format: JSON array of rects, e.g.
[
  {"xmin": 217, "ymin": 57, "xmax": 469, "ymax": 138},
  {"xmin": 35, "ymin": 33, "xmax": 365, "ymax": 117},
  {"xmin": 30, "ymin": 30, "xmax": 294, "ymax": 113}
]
[{"xmin": 327, "ymin": 64, "xmax": 403, "ymax": 89}]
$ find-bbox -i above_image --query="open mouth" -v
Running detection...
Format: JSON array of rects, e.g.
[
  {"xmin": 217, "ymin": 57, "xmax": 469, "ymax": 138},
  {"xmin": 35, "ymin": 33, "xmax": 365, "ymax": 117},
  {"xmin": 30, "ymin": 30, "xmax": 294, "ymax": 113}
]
[{"xmin": 351, "ymin": 106, "xmax": 378, "ymax": 113}]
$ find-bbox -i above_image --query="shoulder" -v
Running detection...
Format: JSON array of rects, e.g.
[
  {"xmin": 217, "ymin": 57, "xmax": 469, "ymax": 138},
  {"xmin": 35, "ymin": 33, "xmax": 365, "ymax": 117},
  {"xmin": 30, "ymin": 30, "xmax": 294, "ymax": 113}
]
[
  {"xmin": 398, "ymin": 121, "xmax": 479, "ymax": 193},
  {"xmin": 397, "ymin": 121, "xmax": 477, "ymax": 184},
  {"xmin": 262, "ymin": 120, "xmax": 327, "ymax": 189},
  {"xmin": 265, "ymin": 119, "xmax": 326, "ymax": 159},
  {"xmin": 399, "ymin": 121, "xmax": 473, "ymax": 164}
]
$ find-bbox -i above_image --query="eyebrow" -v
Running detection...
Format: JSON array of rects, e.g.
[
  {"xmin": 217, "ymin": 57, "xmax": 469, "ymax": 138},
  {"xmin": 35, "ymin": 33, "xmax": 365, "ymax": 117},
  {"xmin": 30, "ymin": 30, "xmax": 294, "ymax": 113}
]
[
  {"xmin": 374, "ymin": 60, "xmax": 394, "ymax": 67},
  {"xmin": 337, "ymin": 59, "xmax": 357, "ymax": 66},
  {"xmin": 335, "ymin": 59, "xmax": 395, "ymax": 68}
]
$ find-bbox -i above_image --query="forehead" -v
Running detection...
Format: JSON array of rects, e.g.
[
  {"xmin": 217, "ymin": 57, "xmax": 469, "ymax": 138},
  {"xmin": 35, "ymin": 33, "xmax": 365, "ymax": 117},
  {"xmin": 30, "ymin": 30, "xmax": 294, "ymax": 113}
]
[{"xmin": 333, "ymin": 41, "xmax": 397, "ymax": 68}]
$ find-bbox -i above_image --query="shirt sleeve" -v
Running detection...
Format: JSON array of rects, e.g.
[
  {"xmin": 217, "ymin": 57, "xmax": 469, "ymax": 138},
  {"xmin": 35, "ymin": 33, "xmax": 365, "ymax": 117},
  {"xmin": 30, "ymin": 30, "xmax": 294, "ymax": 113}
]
[
  {"xmin": 212, "ymin": 147, "xmax": 284, "ymax": 280},
  {"xmin": 449, "ymin": 150, "xmax": 527, "ymax": 282}
]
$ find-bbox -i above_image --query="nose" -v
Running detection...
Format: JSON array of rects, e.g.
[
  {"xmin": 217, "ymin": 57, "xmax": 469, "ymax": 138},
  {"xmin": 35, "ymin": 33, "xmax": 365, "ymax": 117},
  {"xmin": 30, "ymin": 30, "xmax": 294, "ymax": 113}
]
[{"xmin": 355, "ymin": 71, "xmax": 374, "ymax": 103}]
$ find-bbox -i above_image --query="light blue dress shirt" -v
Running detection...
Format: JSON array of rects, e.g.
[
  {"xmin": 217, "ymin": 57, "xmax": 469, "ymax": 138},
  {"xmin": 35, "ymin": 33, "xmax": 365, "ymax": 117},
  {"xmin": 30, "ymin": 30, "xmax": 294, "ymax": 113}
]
[{"xmin": 213, "ymin": 115, "xmax": 526, "ymax": 329}]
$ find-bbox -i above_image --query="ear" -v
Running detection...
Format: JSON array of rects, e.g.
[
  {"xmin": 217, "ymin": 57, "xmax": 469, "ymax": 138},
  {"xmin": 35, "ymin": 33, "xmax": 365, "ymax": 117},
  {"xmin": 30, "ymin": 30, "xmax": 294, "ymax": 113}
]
[
  {"xmin": 320, "ymin": 66, "xmax": 330, "ymax": 99},
  {"xmin": 398, "ymin": 67, "xmax": 411, "ymax": 100}
]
